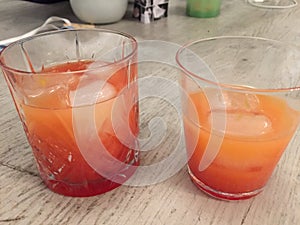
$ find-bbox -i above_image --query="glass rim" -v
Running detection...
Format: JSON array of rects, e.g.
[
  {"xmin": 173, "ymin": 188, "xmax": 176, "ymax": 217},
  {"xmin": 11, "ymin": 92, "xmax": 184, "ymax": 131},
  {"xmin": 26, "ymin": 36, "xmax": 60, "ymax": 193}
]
[
  {"xmin": 0, "ymin": 28, "xmax": 138, "ymax": 76},
  {"xmin": 176, "ymin": 35, "xmax": 300, "ymax": 93}
]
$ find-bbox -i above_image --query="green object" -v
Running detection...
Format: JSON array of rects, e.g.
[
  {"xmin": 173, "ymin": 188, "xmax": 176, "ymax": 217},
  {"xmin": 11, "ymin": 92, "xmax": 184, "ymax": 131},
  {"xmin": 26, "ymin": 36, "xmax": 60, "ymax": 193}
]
[{"xmin": 187, "ymin": 0, "xmax": 221, "ymax": 18}]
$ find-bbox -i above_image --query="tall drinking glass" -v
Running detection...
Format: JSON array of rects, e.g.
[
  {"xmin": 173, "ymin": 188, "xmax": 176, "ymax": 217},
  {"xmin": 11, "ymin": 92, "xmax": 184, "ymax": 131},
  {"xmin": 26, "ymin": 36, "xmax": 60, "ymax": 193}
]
[
  {"xmin": 176, "ymin": 36, "xmax": 300, "ymax": 200},
  {"xmin": 0, "ymin": 29, "xmax": 139, "ymax": 197}
]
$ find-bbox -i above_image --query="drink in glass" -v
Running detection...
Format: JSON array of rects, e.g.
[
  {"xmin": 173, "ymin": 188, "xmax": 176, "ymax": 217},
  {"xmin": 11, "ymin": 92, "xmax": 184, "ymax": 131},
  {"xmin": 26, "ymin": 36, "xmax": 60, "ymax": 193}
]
[
  {"xmin": 0, "ymin": 29, "xmax": 139, "ymax": 197},
  {"xmin": 176, "ymin": 37, "xmax": 300, "ymax": 200}
]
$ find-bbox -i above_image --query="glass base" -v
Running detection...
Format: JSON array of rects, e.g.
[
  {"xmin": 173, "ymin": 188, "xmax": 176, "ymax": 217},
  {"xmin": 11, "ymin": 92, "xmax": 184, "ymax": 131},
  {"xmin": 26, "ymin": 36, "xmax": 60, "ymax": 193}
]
[
  {"xmin": 188, "ymin": 167, "xmax": 263, "ymax": 201},
  {"xmin": 42, "ymin": 160, "xmax": 139, "ymax": 197},
  {"xmin": 45, "ymin": 177, "xmax": 123, "ymax": 197}
]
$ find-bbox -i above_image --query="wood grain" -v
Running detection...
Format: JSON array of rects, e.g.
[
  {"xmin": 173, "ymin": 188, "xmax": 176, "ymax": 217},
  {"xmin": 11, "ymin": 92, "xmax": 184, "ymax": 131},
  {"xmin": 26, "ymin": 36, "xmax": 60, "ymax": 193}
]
[{"xmin": 0, "ymin": 0, "xmax": 299, "ymax": 224}]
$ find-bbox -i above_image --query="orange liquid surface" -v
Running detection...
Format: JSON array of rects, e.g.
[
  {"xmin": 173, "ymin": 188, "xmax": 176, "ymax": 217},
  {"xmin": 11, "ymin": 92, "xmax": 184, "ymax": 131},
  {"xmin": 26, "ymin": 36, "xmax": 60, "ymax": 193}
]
[
  {"xmin": 18, "ymin": 60, "xmax": 139, "ymax": 197},
  {"xmin": 184, "ymin": 89, "xmax": 299, "ymax": 199}
]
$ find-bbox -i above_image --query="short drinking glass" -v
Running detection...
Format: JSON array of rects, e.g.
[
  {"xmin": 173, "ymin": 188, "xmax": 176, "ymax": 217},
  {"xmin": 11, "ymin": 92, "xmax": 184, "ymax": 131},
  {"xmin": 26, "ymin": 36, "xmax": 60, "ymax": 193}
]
[
  {"xmin": 176, "ymin": 36, "xmax": 300, "ymax": 200},
  {"xmin": 0, "ymin": 29, "xmax": 139, "ymax": 197}
]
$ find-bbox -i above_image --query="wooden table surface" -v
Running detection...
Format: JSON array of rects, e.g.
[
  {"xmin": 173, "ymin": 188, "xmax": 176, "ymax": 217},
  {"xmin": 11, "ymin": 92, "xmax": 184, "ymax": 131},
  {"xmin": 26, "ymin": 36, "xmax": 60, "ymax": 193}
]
[{"xmin": 0, "ymin": 0, "xmax": 299, "ymax": 224}]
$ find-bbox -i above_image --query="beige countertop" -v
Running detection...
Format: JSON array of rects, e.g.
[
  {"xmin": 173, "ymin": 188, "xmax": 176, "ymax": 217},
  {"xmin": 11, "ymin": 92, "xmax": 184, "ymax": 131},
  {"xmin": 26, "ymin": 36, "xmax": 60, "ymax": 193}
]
[{"xmin": 0, "ymin": 0, "xmax": 299, "ymax": 224}]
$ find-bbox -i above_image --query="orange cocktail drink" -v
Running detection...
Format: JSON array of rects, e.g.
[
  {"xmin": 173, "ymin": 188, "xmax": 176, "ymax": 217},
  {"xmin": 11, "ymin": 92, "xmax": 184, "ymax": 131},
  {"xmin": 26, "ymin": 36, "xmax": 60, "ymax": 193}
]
[
  {"xmin": 176, "ymin": 36, "xmax": 300, "ymax": 200},
  {"xmin": 0, "ymin": 29, "xmax": 139, "ymax": 197},
  {"xmin": 184, "ymin": 89, "xmax": 299, "ymax": 200}
]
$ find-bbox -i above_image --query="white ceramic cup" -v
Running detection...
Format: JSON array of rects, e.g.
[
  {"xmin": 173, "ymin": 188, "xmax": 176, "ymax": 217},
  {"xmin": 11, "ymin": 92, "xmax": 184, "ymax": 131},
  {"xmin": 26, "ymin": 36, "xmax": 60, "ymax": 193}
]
[{"xmin": 70, "ymin": 0, "xmax": 128, "ymax": 24}]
